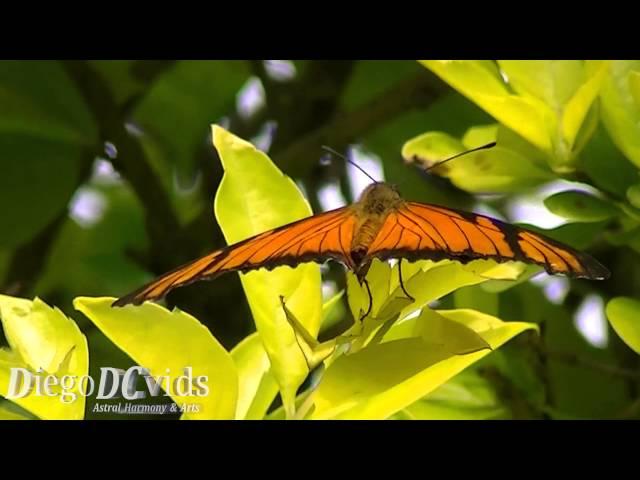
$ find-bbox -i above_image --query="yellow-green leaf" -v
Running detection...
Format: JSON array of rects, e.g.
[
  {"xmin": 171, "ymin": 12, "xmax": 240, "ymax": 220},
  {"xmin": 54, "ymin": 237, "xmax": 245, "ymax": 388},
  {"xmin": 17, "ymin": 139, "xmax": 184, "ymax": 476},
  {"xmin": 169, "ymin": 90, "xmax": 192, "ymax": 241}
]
[
  {"xmin": 0, "ymin": 295, "xmax": 88, "ymax": 420},
  {"xmin": 403, "ymin": 130, "xmax": 552, "ymax": 193},
  {"xmin": 597, "ymin": 60, "xmax": 640, "ymax": 168},
  {"xmin": 401, "ymin": 131, "xmax": 464, "ymax": 167},
  {"xmin": 498, "ymin": 61, "xmax": 585, "ymax": 108},
  {"xmin": 309, "ymin": 308, "xmax": 536, "ymax": 419},
  {"xmin": 628, "ymin": 70, "xmax": 640, "ymax": 110},
  {"xmin": 74, "ymin": 296, "xmax": 237, "ymax": 419},
  {"xmin": 395, "ymin": 369, "xmax": 508, "ymax": 420},
  {"xmin": 230, "ymin": 332, "xmax": 278, "ymax": 420},
  {"xmin": 420, "ymin": 60, "xmax": 553, "ymax": 154},
  {"xmin": 606, "ymin": 297, "xmax": 640, "ymax": 354},
  {"xmin": 212, "ymin": 125, "xmax": 323, "ymax": 418},
  {"xmin": 562, "ymin": 60, "xmax": 609, "ymax": 150}
]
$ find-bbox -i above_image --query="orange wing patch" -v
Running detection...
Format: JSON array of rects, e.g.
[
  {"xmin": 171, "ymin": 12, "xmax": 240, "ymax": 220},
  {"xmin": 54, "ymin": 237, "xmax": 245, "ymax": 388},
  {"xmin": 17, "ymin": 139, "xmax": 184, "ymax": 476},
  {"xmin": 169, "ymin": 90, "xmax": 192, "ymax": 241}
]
[
  {"xmin": 366, "ymin": 201, "xmax": 609, "ymax": 280},
  {"xmin": 113, "ymin": 207, "xmax": 356, "ymax": 306}
]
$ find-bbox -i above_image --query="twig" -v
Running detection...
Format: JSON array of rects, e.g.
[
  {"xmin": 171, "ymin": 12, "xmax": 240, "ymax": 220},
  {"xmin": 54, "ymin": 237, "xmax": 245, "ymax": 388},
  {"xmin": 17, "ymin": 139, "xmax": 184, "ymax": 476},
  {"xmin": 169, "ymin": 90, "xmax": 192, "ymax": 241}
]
[{"xmin": 541, "ymin": 348, "xmax": 640, "ymax": 381}]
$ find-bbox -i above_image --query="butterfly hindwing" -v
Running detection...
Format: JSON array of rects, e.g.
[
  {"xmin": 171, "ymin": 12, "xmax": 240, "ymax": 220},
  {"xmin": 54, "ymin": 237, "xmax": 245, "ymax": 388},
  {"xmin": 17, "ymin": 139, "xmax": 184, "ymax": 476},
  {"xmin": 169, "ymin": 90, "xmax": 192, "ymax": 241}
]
[{"xmin": 366, "ymin": 201, "xmax": 609, "ymax": 280}]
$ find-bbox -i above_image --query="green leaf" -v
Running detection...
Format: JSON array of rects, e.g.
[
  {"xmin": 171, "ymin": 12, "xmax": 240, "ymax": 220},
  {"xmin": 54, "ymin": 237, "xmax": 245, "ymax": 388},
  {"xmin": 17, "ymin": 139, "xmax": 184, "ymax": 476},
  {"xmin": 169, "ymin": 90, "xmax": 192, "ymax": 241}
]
[
  {"xmin": 545, "ymin": 302, "xmax": 629, "ymax": 418},
  {"xmin": 420, "ymin": 60, "xmax": 553, "ymax": 155},
  {"xmin": 135, "ymin": 61, "xmax": 249, "ymax": 178},
  {"xmin": 581, "ymin": 123, "xmax": 639, "ymax": 196},
  {"xmin": 212, "ymin": 125, "xmax": 323, "ymax": 418},
  {"xmin": 0, "ymin": 134, "xmax": 85, "ymax": 249},
  {"xmin": 626, "ymin": 184, "xmax": 640, "ymax": 209},
  {"xmin": 0, "ymin": 60, "xmax": 97, "ymax": 143},
  {"xmin": 34, "ymin": 181, "xmax": 150, "ymax": 299},
  {"xmin": 340, "ymin": 60, "xmax": 422, "ymax": 110},
  {"xmin": 0, "ymin": 401, "xmax": 33, "ymax": 420},
  {"xmin": 230, "ymin": 332, "xmax": 278, "ymax": 420},
  {"xmin": 606, "ymin": 297, "xmax": 640, "ymax": 354},
  {"xmin": 309, "ymin": 308, "xmax": 536, "ymax": 419},
  {"xmin": 454, "ymin": 285, "xmax": 499, "ymax": 316},
  {"xmin": 88, "ymin": 60, "xmax": 148, "ymax": 107},
  {"xmin": 597, "ymin": 60, "xmax": 640, "ymax": 168},
  {"xmin": 544, "ymin": 190, "xmax": 618, "ymax": 222},
  {"xmin": 0, "ymin": 295, "xmax": 88, "ymax": 420},
  {"xmin": 0, "ymin": 61, "xmax": 99, "ymax": 248},
  {"xmin": 74, "ymin": 296, "xmax": 238, "ymax": 420}
]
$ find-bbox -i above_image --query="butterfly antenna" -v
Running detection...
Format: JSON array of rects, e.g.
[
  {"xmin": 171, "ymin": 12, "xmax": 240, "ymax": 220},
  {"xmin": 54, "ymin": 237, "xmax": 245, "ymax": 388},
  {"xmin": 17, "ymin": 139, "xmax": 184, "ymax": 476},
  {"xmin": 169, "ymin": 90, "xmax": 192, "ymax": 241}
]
[
  {"xmin": 423, "ymin": 141, "xmax": 497, "ymax": 173},
  {"xmin": 321, "ymin": 145, "xmax": 378, "ymax": 183}
]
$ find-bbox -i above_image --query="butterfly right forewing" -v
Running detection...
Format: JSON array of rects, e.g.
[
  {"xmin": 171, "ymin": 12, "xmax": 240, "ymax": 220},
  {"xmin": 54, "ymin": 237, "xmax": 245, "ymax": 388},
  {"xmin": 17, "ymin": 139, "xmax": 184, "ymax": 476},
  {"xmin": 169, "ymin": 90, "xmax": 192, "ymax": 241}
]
[{"xmin": 365, "ymin": 201, "xmax": 610, "ymax": 280}]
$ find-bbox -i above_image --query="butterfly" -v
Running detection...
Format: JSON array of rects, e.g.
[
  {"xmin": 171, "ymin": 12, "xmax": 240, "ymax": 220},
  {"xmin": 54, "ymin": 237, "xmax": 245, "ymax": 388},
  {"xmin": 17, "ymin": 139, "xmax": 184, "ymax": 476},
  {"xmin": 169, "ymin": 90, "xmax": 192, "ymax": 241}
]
[{"xmin": 113, "ymin": 177, "xmax": 610, "ymax": 310}]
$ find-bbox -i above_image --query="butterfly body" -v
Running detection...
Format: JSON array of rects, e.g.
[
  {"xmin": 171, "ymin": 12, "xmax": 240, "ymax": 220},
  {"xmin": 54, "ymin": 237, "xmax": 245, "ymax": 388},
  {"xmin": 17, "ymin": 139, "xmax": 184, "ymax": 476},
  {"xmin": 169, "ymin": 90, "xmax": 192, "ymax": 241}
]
[
  {"xmin": 350, "ymin": 182, "xmax": 403, "ymax": 280},
  {"xmin": 113, "ymin": 181, "xmax": 609, "ymax": 308}
]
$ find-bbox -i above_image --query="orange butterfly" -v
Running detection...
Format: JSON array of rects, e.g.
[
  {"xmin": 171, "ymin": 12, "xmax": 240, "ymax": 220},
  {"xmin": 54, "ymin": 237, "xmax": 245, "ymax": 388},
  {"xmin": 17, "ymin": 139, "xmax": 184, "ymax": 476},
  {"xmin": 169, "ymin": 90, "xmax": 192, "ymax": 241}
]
[{"xmin": 113, "ymin": 177, "xmax": 610, "ymax": 309}]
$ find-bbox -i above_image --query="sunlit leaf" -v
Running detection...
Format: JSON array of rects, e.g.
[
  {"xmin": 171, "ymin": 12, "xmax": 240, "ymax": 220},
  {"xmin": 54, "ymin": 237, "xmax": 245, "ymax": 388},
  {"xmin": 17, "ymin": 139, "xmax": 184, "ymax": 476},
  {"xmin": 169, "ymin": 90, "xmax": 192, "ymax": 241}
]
[
  {"xmin": 230, "ymin": 332, "xmax": 278, "ymax": 420},
  {"xmin": 498, "ymin": 61, "xmax": 585, "ymax": 107},
  {"xmin": 320, "ymin": 290, "xmax": 346, "ymax": 333},
  {"xmin": 74, "ymin": 296, "xmax": 238, "ymax": 420},
  {"xmin": 403, "ymin": 129, "xmax": 552, "ymax": 193},
  {"xmin": 597, "ymin": 60, "xmax": 640, "ymax": 168},
  {"xmin": 562, "ymin": 61, "xmax": 608, "ymax": 151},
  {"xmin": 309, "ymin": 308, "xmax": 536, "ymax": 419},
  {"xmin": 420, "ymin": 60, "xmax": 553, "ymax": 155},
  {"xmin": 0, "ymin": 295, "xmax": 88, "ymax": 420},
  {"xmin": 396, "ymin": 369, "xmax": 508, "ymax": 420},
  {"xmin": 212, "ymin": 125, "xmax": 323, "ymax": 418}
]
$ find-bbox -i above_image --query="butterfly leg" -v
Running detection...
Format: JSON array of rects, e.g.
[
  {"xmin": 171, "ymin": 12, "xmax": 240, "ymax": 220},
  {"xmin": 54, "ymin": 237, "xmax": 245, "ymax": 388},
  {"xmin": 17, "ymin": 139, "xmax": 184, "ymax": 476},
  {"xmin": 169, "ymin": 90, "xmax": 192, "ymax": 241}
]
[
  {"xmin": 398, "ymin": 259, "xmax": 415, "ymax": 302},
  {"xmin": 360, "ymin": 278, "xmax": 373, "ymax": 322}
]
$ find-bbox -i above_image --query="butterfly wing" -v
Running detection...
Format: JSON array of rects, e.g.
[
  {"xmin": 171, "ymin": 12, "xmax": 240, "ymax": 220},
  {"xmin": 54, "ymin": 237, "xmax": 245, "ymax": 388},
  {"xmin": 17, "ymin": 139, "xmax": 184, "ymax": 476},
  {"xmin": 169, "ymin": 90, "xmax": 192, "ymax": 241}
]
[
  {"xmin": 113, "ymin": 206, "xmax": 357, "ymax": 306},
  {"xmin": 365, "ymin": 201, "xmax": 609, "ymax": 280}
]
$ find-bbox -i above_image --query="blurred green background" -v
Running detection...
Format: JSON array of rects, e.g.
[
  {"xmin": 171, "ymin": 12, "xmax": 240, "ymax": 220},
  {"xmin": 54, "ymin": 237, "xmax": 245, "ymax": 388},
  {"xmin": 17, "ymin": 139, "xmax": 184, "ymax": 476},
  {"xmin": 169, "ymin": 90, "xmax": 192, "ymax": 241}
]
[{"xmin": 1, "ymin": 60, "xmax": 639, "ymax": 419}]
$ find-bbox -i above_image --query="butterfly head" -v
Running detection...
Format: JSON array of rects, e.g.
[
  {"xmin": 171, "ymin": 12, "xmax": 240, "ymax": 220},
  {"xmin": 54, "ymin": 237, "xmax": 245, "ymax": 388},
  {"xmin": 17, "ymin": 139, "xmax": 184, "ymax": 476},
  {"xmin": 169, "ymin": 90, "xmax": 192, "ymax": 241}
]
[{"xmin": 358, "ymin": 182, "xmax": 403, "ymax": 214}]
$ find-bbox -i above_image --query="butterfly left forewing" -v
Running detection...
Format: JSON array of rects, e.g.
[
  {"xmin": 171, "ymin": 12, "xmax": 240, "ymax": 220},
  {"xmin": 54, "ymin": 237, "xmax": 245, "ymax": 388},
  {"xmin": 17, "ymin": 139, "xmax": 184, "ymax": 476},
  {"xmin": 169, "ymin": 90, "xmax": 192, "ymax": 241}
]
[{"xmin": 113, "ymin": 207, "xmax": 357, "ymax": 307}]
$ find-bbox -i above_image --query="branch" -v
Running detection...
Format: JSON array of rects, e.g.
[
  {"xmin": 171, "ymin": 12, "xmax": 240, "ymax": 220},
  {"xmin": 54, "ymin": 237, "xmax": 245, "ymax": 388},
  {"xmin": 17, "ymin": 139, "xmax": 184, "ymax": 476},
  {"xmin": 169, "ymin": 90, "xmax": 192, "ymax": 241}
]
[
  {"xmin": 272, "ymin": 70, "xmax": 450, "ymax": 179},
  {"xmin": 61, "ymin": 60, "xmax": 192, "ymax": 272},
  {"xmin": 541, "ymin": 348, "xmax": 640, "ymax": 381}
]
